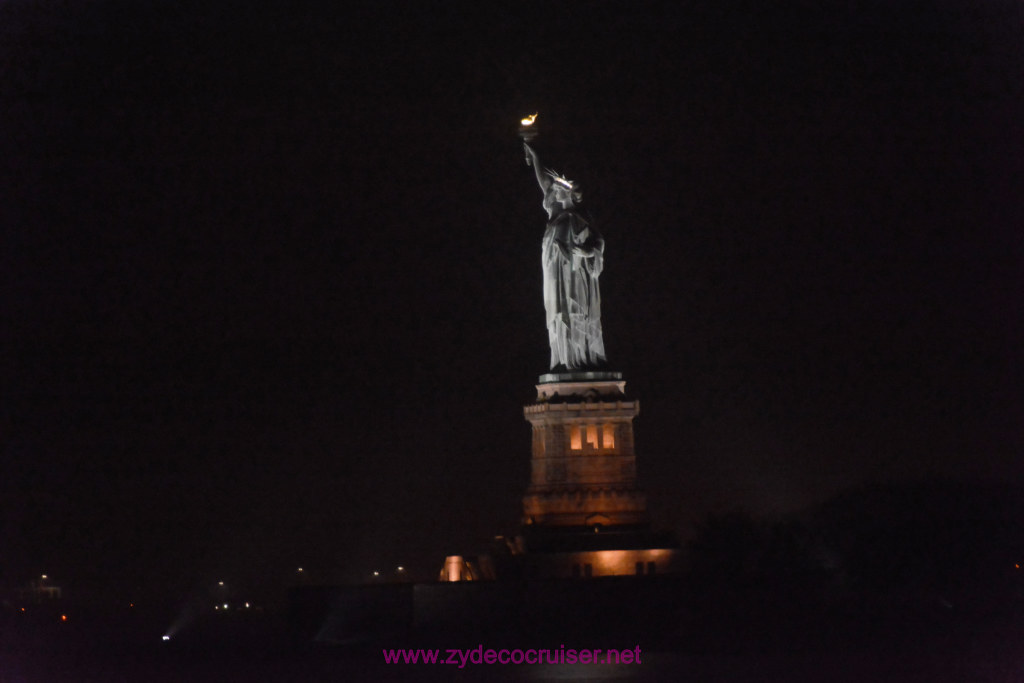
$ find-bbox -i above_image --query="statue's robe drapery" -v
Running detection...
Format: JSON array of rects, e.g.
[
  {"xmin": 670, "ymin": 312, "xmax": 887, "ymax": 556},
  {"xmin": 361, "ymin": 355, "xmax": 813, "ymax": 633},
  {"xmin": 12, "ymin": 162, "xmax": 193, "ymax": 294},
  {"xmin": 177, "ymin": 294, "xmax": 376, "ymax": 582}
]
[{"xmin": 542, "ymin": 211, "xmax": 606, "ymax": 370}]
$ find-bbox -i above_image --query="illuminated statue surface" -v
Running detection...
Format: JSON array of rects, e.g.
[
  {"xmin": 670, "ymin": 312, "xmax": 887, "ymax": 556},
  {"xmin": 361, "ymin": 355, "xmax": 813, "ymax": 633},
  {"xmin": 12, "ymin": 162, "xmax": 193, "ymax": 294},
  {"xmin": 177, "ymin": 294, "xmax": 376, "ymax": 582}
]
[{"xmin": 523, "ymin": 141, "xmax": 606, "ymax": 370}]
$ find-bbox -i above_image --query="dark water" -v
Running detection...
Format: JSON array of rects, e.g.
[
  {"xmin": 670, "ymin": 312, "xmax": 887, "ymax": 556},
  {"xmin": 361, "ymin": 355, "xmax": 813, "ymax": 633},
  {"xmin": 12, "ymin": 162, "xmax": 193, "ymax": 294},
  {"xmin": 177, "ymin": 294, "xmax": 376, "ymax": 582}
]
[{"xmin": 3, "ymin": 602, "xmax": 1023, "ymax": 682}]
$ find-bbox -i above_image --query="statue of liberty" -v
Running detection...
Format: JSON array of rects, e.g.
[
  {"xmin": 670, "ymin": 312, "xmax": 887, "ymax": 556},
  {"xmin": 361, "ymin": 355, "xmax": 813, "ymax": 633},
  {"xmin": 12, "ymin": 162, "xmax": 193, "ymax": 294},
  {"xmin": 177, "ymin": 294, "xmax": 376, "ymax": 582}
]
[{"xmin": 523, "ymin": 141, "xmax": 607, "ymax": 371}]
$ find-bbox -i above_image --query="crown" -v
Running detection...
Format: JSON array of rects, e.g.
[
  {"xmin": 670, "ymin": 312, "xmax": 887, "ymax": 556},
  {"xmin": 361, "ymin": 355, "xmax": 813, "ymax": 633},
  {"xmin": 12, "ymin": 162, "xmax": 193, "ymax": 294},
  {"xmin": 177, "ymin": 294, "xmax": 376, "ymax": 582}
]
[{"xmin": 545, "ymin": 169, "xmax": 575, "ymax": 190}]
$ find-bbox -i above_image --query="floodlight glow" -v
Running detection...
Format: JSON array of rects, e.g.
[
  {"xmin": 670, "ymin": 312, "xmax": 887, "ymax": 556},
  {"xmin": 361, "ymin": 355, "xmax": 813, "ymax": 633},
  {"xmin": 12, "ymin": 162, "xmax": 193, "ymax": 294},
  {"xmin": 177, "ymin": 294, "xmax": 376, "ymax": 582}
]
[{"xmin": 162, "ymin": 635, "xmax": 171, "ymax": 641}]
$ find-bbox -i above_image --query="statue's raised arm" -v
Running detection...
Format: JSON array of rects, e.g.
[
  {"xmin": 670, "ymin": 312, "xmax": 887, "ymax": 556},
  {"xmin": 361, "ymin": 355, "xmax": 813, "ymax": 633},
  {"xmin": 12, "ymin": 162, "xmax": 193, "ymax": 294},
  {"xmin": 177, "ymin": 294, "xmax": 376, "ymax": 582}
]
[{"xmin": 523, "ymin": 143, "xmax": 551, "ymax": 196}]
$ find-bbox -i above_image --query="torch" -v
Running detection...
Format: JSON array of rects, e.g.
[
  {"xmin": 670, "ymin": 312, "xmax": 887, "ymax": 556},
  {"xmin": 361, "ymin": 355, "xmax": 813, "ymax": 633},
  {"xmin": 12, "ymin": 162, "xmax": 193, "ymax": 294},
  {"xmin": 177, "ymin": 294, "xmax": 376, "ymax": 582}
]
[{"xmin": 519, "ymin": 113, "xmax": 538, "ymax": 165}]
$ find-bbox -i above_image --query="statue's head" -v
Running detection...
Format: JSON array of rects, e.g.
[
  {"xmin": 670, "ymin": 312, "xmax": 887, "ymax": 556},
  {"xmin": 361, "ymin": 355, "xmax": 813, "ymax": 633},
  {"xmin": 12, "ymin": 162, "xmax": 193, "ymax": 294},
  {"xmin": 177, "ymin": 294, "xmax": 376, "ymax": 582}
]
[{"xmin": 545, "ymin": 169, "xmax": 582, "ymax": 207}]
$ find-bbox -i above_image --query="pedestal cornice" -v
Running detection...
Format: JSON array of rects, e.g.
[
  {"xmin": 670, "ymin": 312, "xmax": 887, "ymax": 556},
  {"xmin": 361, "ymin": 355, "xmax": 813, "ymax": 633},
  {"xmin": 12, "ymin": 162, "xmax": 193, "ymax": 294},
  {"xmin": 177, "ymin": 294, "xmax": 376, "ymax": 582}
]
[{"xmin": 534, "ymin": 371, "xmax": 627, "ymax": 402}]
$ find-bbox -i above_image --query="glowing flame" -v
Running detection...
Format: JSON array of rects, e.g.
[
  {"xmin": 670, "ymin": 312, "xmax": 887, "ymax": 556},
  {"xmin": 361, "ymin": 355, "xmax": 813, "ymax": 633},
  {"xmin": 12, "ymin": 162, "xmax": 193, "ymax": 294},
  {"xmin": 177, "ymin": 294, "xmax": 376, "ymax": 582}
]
[{"xmin": 521, "ymin": 113, "xmax": 538, "ymax": 126}]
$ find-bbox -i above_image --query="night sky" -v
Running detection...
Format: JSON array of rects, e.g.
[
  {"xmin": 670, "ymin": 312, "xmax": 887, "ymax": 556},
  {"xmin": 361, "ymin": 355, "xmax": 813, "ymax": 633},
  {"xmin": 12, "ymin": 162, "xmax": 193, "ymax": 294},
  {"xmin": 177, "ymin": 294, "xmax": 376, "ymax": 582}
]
[{"xmin": 2, "ymin": 1, "xmax": 1022, "ymax": 602}]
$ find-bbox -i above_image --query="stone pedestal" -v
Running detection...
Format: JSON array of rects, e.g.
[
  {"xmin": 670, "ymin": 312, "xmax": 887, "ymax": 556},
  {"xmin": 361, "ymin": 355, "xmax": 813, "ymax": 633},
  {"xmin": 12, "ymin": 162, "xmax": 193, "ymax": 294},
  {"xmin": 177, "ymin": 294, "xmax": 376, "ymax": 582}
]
[{"xmin": 522, "ymin": 372, "xmax": 649, "ymax": 527}]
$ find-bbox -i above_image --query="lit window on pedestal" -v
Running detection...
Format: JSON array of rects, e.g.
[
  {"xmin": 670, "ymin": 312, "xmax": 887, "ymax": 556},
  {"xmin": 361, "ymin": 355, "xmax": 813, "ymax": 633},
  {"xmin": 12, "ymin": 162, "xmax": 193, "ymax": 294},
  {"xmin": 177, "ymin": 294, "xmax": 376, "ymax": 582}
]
[
  {"xmin": 586, "ymin": 425, "xmax": 599, "ymax": 449},
  {"xmin": 603, "ymin": 424, "xmax": 616, "ymax": 449},
  {"xmin": 570, "ymin": 426, "xmax": 582, "ymax": 450}
]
